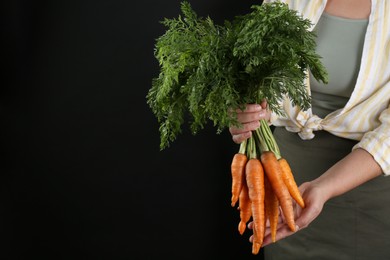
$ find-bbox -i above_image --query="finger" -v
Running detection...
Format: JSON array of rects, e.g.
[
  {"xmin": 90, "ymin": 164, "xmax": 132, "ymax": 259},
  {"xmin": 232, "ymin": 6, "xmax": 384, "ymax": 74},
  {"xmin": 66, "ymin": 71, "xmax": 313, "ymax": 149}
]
[
  {"xmin": 231, "ymin": 104, "xmax": 266, "ymax": 124},
  {"xmin": 235, "ymin": 110, "xmax": 266, "ymax": 124},
  {"xmin": 265, "ymin": 218, "xmax": 270, "ymax": 228},
  {"xmin": 232, "ymin": 131, "xmax": 253, "ymax": 144},
  {"xmin": 278, "ymin": 206, "xmax": 285, "ymax": 224},
  {"xmin": 263, "ymin": 220, "xmax": 291, "ymax": 242},
  {"xmin": 229, "ymin": 121, "xmax": 260, "ymax": 135},
  {"xmin": 294, "ymin": 204, "xmax": 322, "ymax": 230},
  {"xmin": 228, "ymin": 104, "xmax": 262, "ymax": 120},
  {"xmin": 264, "ymin": 226, "xmax": 272, "ymax": 237},
  {"xmin": 230, "ymin": 121, "xmax": 260, "ymax": 144},
  {"xmin": 249, "ymin": 234, "xmax": 254, "ymax": 243},
  {"xmin": 235, "ymin": 104, "xmax": 262, "ymax": 113},
  {"xmin": 262, "ymin": 224, "xmax": 299, "ymax": 247},
  {"xmin": 248, "ymin": 221, "xmax": 254, "ymax": 230}
]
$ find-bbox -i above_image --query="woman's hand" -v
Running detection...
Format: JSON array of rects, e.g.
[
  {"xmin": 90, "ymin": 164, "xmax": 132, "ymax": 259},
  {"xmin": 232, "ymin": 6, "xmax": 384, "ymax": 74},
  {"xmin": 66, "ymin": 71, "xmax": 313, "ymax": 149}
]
[
  {"xmin": 229, "ymin": 100, "xmax": 270, "ymax": 144},
  {"xmin": 248, "ymin": 181, "xmax": 328, "ymax": 246}
]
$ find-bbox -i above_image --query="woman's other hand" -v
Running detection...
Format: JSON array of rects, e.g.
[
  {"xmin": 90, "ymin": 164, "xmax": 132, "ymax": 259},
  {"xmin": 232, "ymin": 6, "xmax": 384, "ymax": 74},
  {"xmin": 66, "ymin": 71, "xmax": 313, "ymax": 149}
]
[{"xmin": 248, "ymin": 181, "xmax": 327, "ymax": 247}]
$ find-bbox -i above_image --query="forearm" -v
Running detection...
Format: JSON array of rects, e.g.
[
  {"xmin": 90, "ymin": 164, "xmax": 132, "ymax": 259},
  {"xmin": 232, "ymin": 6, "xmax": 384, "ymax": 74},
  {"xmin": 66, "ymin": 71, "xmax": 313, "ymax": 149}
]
[{"xmin": 311, "ymin": 148, "xmax": 383, "ymax": 201}]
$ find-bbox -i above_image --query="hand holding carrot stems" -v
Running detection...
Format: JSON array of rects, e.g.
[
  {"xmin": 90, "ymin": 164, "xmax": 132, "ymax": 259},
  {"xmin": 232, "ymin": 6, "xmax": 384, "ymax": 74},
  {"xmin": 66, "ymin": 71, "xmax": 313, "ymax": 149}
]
[{"xmin": 229, "ymin": 101, "xmax": 269, "ymax": 144}]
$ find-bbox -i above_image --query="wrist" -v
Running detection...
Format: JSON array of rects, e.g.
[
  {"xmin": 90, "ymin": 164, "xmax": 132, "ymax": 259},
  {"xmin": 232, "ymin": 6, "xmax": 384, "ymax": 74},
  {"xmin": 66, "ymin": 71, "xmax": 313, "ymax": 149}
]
[{"xmin": 309, "ymin": 178, "xmax": 334, "ymax": 203}]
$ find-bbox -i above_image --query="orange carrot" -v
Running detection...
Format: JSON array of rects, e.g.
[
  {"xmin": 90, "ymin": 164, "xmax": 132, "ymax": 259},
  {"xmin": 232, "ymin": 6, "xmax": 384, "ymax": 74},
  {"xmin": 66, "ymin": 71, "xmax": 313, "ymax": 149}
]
[
  {"xmin": 231, "ymin": 152, "xmax": 248, "ymax": 207},
  {"xmin": 238, "ymin": 179, "xmax": 251, "ymax": 235},
  {"xmin": 252, "ymin": 224, "xmax": 261, "ymax": 255},
  {"xmin": 261, "ymin": 151, "xmax": 296, "ymax": 232},
  {"xmin": 264, "ymin": 174, "xmax": 279, "ymax": 243},
  {"xmin": 279, "ymin": 158, "xmax": 305, "ymax": 208},
  {"xmin": 245, "ymin": 158, "xmax": 265, "ymax": 253}
]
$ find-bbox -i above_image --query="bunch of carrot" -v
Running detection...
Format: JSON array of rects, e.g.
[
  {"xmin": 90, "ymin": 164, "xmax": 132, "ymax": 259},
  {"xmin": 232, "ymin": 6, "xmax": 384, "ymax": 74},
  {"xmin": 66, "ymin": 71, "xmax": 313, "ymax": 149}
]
[{"xmin": 230, "ymin": 119, "xmax": 305, "ymax": 255}]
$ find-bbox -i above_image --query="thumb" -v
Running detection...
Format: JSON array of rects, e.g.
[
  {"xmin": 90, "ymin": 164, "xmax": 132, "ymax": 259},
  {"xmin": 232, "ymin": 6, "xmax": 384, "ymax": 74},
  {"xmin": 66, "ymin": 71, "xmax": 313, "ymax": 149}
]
[{"xmin": 295, "ymin": 205, "xmax": 323, "ymax": 230}]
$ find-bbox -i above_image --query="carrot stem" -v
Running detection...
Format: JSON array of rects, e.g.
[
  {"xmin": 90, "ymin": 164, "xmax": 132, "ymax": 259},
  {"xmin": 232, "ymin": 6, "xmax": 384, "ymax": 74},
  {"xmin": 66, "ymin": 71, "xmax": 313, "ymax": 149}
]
[
  {"xmin": 255, "ymin": 119, "xmax": 281, "ymax": 158},
  {"xmin": 247, "ymin": 136, "xmax": 257, "ymax": 160},
  {"xmin": 239, "ymin": 138, "xmax": 247, "ymax": 154}
]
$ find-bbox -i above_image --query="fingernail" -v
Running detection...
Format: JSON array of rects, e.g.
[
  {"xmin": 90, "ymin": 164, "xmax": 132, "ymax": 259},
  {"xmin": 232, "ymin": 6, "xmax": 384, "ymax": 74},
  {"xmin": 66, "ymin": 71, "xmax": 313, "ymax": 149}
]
[
  {"xmin": 259, "ymin": 110, "xmax": 265, "ymax": 117},
  {"xmin": 295, "ymin": 225, "xmax": 300, "ymax": 232}
]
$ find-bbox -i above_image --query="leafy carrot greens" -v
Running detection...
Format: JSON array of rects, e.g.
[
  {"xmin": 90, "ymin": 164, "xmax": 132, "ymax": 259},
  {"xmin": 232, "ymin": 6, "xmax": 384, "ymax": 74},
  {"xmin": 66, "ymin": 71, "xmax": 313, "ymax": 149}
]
[{"xmin": 147, "ymin": 1, "xmax": 328, "ymax": 150}]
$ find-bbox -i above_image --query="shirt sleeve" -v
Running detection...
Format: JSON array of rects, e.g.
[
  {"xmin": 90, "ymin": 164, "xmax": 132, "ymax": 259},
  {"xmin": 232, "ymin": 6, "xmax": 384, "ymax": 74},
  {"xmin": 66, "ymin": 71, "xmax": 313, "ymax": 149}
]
[{"xmin": 353, "ymin": 100, "xmax": 390, "ymax": 176}]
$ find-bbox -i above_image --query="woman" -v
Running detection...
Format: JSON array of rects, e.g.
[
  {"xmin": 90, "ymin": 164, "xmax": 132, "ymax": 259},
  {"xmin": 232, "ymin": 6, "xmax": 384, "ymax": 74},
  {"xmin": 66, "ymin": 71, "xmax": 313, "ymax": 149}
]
[{"xmin": 229, "ymin": 0, "xmax": 390, "ymax": 259}]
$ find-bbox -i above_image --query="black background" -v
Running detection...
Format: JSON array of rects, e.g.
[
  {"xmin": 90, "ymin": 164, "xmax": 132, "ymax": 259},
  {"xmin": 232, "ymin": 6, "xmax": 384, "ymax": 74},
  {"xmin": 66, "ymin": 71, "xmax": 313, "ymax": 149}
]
[{"xmin": 2, "ymin": 0, "xmax": 264, "ymax": 259}]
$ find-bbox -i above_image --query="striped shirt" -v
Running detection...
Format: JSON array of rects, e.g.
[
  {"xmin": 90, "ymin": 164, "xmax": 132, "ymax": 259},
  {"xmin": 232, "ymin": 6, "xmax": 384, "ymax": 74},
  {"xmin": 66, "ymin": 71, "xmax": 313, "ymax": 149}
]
[{"xmin": 265, "ymin": 0, "xmax": 390, "ymax": 175}]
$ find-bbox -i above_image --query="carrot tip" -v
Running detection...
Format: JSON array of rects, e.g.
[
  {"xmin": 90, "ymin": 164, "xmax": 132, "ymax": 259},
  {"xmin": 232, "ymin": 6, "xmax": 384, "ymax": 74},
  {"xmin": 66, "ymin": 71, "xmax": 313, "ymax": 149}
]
[
  {"xmin": 252, "ymin": 242, "xmax": 262, "ymax": 255},
  {"xmin": 231, "ymin": 195, "xmax": 238, "ymax": 207},
  {"xmin": 238, "ymin": 222, "xmax": 246, "ymax": 235},
  {"xmin": 288, "ymin": 224, "xmax": 296, "ymax": 232}
]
